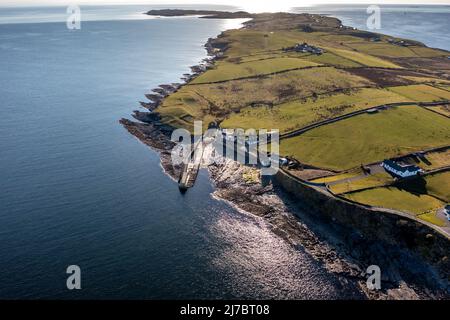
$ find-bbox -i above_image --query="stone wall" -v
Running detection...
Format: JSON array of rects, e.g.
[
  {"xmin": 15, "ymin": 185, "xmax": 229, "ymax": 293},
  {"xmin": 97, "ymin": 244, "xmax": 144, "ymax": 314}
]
[{"xmin": 275, "ymin": 169, "xmax": 450, "ymax": 277}]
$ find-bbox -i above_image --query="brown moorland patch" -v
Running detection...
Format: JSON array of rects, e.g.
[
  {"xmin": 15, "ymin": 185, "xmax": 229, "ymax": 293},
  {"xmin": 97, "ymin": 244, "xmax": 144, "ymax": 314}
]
[{"xmin": 343, "ymin": 68, "xmax": 429, "ymax": 86}]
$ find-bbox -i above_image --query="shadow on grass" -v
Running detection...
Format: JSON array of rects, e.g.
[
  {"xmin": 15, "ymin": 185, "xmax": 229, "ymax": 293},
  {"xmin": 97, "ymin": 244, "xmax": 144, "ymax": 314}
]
[{"xmin": 393, "ymin": 175, "xmax": 428, "ymax": 196}]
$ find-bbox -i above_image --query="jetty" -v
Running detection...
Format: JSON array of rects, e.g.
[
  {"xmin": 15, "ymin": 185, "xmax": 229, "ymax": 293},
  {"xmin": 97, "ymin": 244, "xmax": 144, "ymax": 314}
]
[{"xmin": 178, "ymin": 139, "xmax": 204, "ymax": 191}]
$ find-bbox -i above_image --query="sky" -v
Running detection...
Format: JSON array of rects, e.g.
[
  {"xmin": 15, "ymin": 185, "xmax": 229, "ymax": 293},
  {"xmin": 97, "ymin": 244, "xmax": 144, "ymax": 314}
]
[{"xmin": 1, "ymin": 0, "xmax": 449, "ymax": 12}]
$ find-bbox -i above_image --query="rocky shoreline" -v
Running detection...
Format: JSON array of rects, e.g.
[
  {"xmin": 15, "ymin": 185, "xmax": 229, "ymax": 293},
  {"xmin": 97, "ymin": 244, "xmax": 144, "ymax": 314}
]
[
  {"xmin": 120, "ymin": 12, "xmax": 449, "ymax": 299},
  {"xmin": 120, "ymin": 25, "xmax": 234, "ymax": 179},
  {"xmin": 119, "ymin": 115, "xmax": 449, "ymax": 298},
  {"xmin": 208, "ymin": 159, "xmax": 450, "ymax": 299}
]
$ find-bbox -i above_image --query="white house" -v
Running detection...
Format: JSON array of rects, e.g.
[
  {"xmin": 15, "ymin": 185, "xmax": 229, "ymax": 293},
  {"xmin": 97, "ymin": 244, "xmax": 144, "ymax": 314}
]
[{"xmin": 381, "ymin": 160, "xmax": 422, "ymax": 178}]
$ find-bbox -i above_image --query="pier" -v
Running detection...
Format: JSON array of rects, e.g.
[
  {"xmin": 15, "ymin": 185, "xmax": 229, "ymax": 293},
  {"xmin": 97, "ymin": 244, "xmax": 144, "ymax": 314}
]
[{"xmin": 178, "ymin": 139, "xmax": 204, "ymax": 191}]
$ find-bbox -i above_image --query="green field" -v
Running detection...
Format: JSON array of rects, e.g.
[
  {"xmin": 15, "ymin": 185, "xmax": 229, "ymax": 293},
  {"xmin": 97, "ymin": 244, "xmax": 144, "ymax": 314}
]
[
  {"xmin": 426, "ymin": 106, "xmax": 450, "ymax": 117},
  {"xmin": 310, "ymin": 169, "xmax": 363, "ymax": 183},
  {"xmin": 343, "ymin": 187, "xmax": 444, "ymax": 216},
  {"xmin": 343, "ymin": 42, "xmax": 448, "ymax": 59},
  {"xmin": 329, "ymin": 172, "xmax": 394, "ymax": 194},
  {"xmin": 403, "ymin": 149, "xmax": 450, "ymax": 171},
  {"xmin": 387, "ymin": 84, "xmax": 450, "ymax": 102},
  {"xmin": 158, "ymin": 65, "xmax": 373, "ymax": 130},
  {"xmin": 400, "ymin": 76, "xmax": 450, "ymax": 85},
  {"xmin": 436, "ymin": 84, "xmax": 450, "ymax": 92},
  {"xmin": 280, "ymin": 106, "xmax": 450, "ymax": 171},
  {"xmin": 194, "ymin": 67, "xmax": 371, "ymax": 110},
  {"xmin": 221, "ymin": 88, "xmax": 409, "ymax": 133},
  {"xmin": 424, "ymin": 171, "xmax": 450, "ymax": 202},
  {"xmin": 345, "ymin": 42, "xmax": 419, "ymax": 58},
  {"xmin": 191, "ymin": 57, "xmax": 320, "ymax": 84},
  {"xmin": 224, "ymin": 30, "xmax": 300, "ymax": 56},
  {"xmin": 325, "ymin": 47, "xmax": 401, "ymax": 68},
  {"xmin": 157, "ymin": 67, "xmax": 372, "ymax": 130},
  {"xmin": 317, "ymin": 34, "xmax": 365, "ymax": 44},
  {"xmin": 230, "ymin": 52, "xmax": 283, "ymax": 63},
  {"xmin": 340, "ymin": 172, "xmax": 449, "ymax": 226},
  {"xmin": 417, "ymin": 211, "xmax": 447, "ymax": 227},
  {"xmin": 424, "ymin": 150, "xmax": 450, "ymax": 169},
  {"xmin": 299, "ymin": 52, "xmax": 363, "ymax": 68},
  {"xmin": 408, "ymin": 46, "xmax": 449, "ymax": 58}
]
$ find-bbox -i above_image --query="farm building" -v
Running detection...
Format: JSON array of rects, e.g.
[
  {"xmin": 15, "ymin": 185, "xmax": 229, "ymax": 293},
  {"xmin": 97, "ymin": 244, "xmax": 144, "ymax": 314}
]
[
  {"xmin": 284, "ymin": 42, "xmax": 324, "ymax": 55},
  {"xmin": 381, "ymin": 160, "xmax": 422, "ymax": 178}
]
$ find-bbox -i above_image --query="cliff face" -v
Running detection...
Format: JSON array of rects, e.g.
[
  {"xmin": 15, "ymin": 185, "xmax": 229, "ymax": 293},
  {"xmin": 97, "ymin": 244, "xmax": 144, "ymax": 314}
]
[
  {"xmin": 208, "ymin": 160, "xmax": 449, "ymax": 297},
  {"xmin": 275, "ymin": 169, "xmax": 450, "ymax": 281}
]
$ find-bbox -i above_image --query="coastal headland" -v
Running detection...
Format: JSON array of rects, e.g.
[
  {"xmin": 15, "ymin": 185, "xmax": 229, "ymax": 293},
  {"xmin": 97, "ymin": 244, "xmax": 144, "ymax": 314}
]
[{"xmin": 121, "ymin": 9, "xmax": 450, "ymax": 299}]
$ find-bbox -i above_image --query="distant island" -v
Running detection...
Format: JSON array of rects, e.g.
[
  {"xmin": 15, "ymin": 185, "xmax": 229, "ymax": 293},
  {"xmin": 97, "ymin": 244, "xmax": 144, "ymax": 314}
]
[
  {"xmin": 122, "ymin": 10, "xmax": 450, "ymax": 298},
  {"xmin": 146, "ymin": 9, "xmax": 253, "ymax": 19}
]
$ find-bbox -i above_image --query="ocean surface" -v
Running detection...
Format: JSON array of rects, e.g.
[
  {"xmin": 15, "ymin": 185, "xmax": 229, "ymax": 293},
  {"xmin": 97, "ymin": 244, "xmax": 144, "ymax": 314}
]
[
  {"xmin": 0, "ymin": 4, "xmax": 448, "ymax": 299},
  {"xmin": 0, "ymin": 4, "xmax": 358, "ymax": 299},
  {"xmin": 294, "ymin": 4, "xmax": 450, "ymax": 51}
]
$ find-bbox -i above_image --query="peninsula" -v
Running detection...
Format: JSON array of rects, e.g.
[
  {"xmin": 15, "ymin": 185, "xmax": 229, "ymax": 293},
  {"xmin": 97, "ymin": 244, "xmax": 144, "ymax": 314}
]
[{"xmin": 121, "ymin": 10, "xmax": 450, "ymax": 298}]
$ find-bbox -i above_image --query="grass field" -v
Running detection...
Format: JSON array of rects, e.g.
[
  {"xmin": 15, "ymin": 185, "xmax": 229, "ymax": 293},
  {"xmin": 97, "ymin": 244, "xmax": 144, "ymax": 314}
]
[
  {"xmin": 329, "ymin": 172, "xmax": 394, "ymax": 194},
  {"xmin": 325, "ymin": 47, "xmax": 401, "ymax": 68},
  {"xmin": 436, "ymin": 84, "xmax": 450, "ymax": 92},
  {"xmin": 403, "ymin": 149, "xmax": 450, "ymax": 170},
  {"xmin": 343, "ymin": 42, "xmax": 448, "ymax": 59},
  {"xmin": 343, "ymin": 187, "xmax": 444, "ymax": 215},
  {"xmin": 221, "ymin": 88, "xmax": 409, "ymax": 133},
  {"xmin": 345, "ymin": 42, "xmax": 418, "ymax": 58},
  {"xmin": 317, "ymin": 34, "xmax": 365, "ymax": 44},
  {"xmin": 424, "ymin": 149, "xmax": 450, "ymax": 169},
  {"xmin": 340, "ymin": 172, "xmax": 449, "ymax": 227},
  {"xmin": 310, "ymin": 169, "xmax": 363, "ymax": 183},
  {"xmin": 400, "ymin": 76, "xmax": 450, "ymax": 85},
  {"xmin": 156, "ymin": 66, "xmax": 373, "ymax": 130},
  {"xmin": 424, "ymin": 171, "xmax": 450, "ymax": 202},
  {"xmin": 416, "ymin": 211, "xmax": 446, "ymax": 227},
  {"xmin": 280, "ymin": 106, "xmax": 450, "ymax": 171},
  {"xmin": 231, "ymin": 53, "xmax": 285, "ymax": 63},
  {"xmin": 300, "ymin": 52, "xmax": 363, "ymax": 68},
  {"xmin": 156, "ymin": 91, "xmax": 205, "ymax": 128},
  {"xmin": 408, "ymin": 46, "xmax": 449, "ymax": 58},
  {"xmin": 426, "ymin": 105, "xmax": 450, "ymax": 117},
  {"xmin": 387, "ymin": 84, "xmax": 450, "ymax": 102},
  {"xmin": 191, "ymin": 58, "xmax": 320, "ymax": 84},
  {"xmin": 224, "ymin": 30, "xmax": 299, "ymax": 56},
  {"xmin": 191, "ymin": 67, "xmax": 371, "ymax": 110}
]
